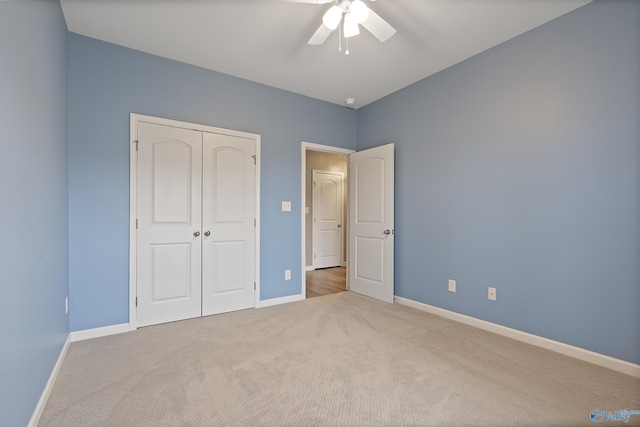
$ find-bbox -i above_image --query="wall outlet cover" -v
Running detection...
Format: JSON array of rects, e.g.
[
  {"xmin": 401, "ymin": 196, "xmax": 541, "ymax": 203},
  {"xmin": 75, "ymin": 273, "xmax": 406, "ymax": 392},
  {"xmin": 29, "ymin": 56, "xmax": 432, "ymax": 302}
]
[
  {"xmin": 448, "ymin": 279, "xmax": 456, "ymax": 292},
  {"xmin": 488, "ymin": 287, "xmax": 497, "ymax": 301}
]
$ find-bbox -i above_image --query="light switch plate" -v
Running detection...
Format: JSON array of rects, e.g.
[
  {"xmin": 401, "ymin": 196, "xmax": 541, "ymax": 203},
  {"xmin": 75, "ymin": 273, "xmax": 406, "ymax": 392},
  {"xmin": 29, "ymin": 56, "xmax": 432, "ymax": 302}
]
[{"xmin": 282, "ymin": 201, "xmax": 291, "ymax": 212}]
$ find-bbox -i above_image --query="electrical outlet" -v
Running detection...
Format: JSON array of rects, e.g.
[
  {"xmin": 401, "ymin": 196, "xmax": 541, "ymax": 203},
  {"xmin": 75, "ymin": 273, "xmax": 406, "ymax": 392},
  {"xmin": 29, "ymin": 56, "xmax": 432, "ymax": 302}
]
[
  {"xmin": 448, "ymin": 279, "xmax": 456, "ymax": 293},
  {"xmin": 65, "ymin": 296, "xmax": 69, "ymax": 314},
  {"xmin": 282, "ymin": 201, "xmax": 291, "ymax": 212},
  {"xmin": 284, "ymin": 269, "xmax": 291, "ymax": 280},
  {"xmin": 488, "ymin": 287, "xmax": 496, "ymax": 301}
]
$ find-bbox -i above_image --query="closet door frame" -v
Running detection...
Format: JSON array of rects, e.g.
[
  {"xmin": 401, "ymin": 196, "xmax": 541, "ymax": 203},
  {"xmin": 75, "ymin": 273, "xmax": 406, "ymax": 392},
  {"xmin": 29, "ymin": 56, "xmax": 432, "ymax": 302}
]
[{"xmin": 128, "ymin": 113, "xmax": 261, "ymax": 330}]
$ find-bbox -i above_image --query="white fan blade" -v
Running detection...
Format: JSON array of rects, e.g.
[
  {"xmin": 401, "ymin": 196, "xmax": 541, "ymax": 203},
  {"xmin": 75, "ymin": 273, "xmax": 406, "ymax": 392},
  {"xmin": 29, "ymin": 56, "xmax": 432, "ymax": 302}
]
[
  {"xmin": 361, "ymin": 8, "xmax": 396, "ymax": 42},
  {"xmin": 308, "ymin": 23, "xmax": 333, "ymax": 45}
]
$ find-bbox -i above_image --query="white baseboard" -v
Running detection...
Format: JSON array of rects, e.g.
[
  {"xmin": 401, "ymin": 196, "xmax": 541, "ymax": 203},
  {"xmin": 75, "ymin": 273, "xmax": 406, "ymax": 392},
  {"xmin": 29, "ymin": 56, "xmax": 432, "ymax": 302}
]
[
  {"xmin": 256, "ymin": 293, "xmax": 304, "ymax": 308},
  {"xmin": 28, "ymin": 334, "xmax": 71, "ymax": 427},
  {"xmin": 394, "ymin": 296, "xmax": 640, "ymax": 378},
  {"xmin": 70, "ymin": 323, "xmax": 130, "ymax": 342}
]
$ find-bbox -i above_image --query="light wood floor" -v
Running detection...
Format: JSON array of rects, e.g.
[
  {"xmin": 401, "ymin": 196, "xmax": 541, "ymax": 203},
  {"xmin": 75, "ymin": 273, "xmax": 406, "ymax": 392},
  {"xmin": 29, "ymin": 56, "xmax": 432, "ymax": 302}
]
[{"xmin": 306, "ymin": 266, "xmax": 346, "ymax": 298}]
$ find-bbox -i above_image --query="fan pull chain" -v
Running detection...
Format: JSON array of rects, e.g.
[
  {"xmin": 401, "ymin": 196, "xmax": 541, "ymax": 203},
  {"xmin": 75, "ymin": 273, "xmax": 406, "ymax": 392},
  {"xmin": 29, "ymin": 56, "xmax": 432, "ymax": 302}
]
[
  {"xmin": 338, "ymin": 21, "xmax": 343, "ymax": 53},
  {"xmin": 345, "ymin": 37, "xmax": 350, "ymax": 55}
]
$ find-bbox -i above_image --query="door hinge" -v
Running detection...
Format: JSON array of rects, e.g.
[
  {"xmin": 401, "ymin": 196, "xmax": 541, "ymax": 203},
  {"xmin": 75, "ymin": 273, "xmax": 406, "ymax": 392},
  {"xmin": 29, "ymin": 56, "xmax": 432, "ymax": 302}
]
[
  {"xmin": 133, "ymin": 140, "xmax": 139, "ymax": 151},
  {"xmin": 313, "ymin": 181, "xmax": 316, "ymax": 187},
  {"xmin": 135, "ymin": 297, "xmax": 138, "ymax": 307},
  {"xmin": 254, "ymin": 282, "xmax": 256, "ymax": 290},
  {"xmin": 314, "ymin": 253, "xmax": 316, "ymax": 259},
  {"xmin": 252, "ymin": 155, "xmax": 256, "ymax": 165},
  {"xmin": 254, "ymin": 219, "xmax": 256, "ymax": 227},
  {"xmin": 136, "ymin": 219, "xmax": 138, "ymax": 229}
]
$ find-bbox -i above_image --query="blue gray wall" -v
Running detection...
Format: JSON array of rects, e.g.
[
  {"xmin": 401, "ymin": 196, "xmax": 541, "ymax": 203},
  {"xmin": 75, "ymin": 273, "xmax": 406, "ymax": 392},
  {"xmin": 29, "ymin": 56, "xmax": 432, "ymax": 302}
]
[
  {"xmin": 2, "ymin": 1, "xmax": 638, "ymax": 423},
  {"xmin": 357, "ymin": 0, "xmax": 639, "ymax": 364},
  {"xmin": 67, "ymin": 34, "xmax": 357, "ymax": 331},
  {"xmin": 0, "ymin": 1, "xmax": 69, "ymax": 426}
]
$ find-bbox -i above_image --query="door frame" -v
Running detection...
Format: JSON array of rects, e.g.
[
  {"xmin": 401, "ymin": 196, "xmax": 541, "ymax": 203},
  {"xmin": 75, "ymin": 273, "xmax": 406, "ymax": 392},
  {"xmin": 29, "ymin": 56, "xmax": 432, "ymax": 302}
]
[
  {"xmin": 129, "ymin": 113, "xmax": 261, "ymax": 330},
  {"xmin": 301, "ymin": 142, "xmax": 354, "ymax": 299}
]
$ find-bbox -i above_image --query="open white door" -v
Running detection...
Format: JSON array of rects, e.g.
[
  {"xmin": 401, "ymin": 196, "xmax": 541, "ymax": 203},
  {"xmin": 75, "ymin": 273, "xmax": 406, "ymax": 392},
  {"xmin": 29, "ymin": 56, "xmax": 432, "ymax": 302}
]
[{"xmin": 348, "ymin": 143, "xmax": 394, "ymax": 303}]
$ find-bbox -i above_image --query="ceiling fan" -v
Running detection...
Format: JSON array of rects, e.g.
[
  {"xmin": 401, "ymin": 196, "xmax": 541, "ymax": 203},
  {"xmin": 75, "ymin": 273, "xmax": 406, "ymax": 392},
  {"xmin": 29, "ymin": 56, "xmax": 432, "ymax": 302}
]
[{"xmin": 289, "ymin": 0, "xmax": 396, "ymax": 52}]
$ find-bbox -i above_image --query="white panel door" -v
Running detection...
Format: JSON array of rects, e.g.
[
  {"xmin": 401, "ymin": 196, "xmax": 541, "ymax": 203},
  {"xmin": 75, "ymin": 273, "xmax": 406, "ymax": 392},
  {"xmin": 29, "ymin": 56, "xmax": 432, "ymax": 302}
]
[
  {"xmin": 137, "ymin": 123, "xmax": 203, "ymax": 327},
  {"xmin": 348, "ymin": 143, "xmax": 394, "ymax": 303},
  {"xmin": 201, "ymin": 132, "xmax": 256, "ymax": 315},
  {"xmin": 312, "ymin": 170, "xmax": 343, "ymax": 269}
]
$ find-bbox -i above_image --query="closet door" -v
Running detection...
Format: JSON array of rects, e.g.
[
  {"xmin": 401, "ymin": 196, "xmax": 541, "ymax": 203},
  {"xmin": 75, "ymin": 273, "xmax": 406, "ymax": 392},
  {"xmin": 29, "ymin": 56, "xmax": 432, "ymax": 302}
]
[
  {"xmin": 201, "ymin": 132, "xmax": 256, "ymax": 315},
  {"xmin": 137, "ymin": 123, "xmax": 203, "ymax": 327}
]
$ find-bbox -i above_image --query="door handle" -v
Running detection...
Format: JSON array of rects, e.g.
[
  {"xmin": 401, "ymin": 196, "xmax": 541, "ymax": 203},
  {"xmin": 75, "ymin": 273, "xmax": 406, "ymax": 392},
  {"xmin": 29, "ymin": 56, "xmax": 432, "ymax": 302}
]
[
  {"xmin": 193, "ymin": 231, "xmax": 200, "ymax": 237},
  {"xmin": 383, "ymin": 229, "xmax": 392, "ymax": 235},
  {"xmin": 204, "ymin": 230, "xmax": 211, "ymax": 237}
]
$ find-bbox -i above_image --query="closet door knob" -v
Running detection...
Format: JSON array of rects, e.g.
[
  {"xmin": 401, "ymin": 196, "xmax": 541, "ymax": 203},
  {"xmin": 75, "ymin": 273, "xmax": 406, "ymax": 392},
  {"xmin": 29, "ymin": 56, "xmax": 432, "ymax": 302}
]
[
  {"xmin": 193, "ymin": 231, "xmax": 200, "ymax": 237},
  {"xmin": 204, "ymin": 230, "xmax": 211, "ymax": 237}
]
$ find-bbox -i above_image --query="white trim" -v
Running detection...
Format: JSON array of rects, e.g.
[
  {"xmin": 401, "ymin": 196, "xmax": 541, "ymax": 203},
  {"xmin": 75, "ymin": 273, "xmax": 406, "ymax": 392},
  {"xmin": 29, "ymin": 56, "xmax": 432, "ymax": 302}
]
[
  {"xmin": 394, "ymin": 296, "xmax": 640, "ymax": 378},
  {"xmin": 255, "ymin": 293, "xmax": 304, "ymax": 308},
  {"xmin": 69, "ymin": 323, "xmax": 130, "ymax": 342},
  {"xmin": 305, "ymin": 265, "xmax": 314, "ymax": 272},
  {"xmin": 254, "ymin": 137, "xmax": 262, "ymax": 308},
  {"xmin": 130, "ymin": 113, "xmax": 261, "ymax": 329},
  {"xmin": 28, "ymin": 335, "xmax": 71, "ymax": 427},
  {"xmin": 129, "ymin": 114, "xmax": 138, "ymax": 330},
  {"xmin": 301, "ymin": 142, "xmax": 355, "ymax": 300}
]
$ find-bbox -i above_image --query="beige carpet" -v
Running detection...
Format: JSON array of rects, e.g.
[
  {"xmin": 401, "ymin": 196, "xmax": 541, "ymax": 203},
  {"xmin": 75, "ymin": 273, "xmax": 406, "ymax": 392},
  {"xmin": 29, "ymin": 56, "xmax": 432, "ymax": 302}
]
[{"xmin": 39, "ymin": 292, "xmax": 640, "ymax": 426}]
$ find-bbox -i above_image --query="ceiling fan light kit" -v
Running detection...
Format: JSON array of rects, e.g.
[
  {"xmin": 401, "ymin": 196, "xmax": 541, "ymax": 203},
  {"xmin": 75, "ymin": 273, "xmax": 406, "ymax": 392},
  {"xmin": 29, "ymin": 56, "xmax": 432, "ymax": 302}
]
[
  {"xmin": 322, "ymin": 5, "xmax": 342, "ymax": 30},
  {"xmin": 343, "ymin": 13, "xmax": 360, "ymax": 38},
  {"xmin": 300, "ymin": 0, "xmax": 396, "ymax": 54},
  {"xmin": 349, "ymin": 0, "xmax": 369, "ymax": 24}
]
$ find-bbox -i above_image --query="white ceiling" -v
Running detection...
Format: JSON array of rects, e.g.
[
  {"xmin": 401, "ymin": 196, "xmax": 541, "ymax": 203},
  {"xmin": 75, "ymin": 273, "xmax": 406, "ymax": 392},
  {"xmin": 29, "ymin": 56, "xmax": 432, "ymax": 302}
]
[{"xmin": 60, "ymin": 0, "xmax": 591, "ymax": 109}]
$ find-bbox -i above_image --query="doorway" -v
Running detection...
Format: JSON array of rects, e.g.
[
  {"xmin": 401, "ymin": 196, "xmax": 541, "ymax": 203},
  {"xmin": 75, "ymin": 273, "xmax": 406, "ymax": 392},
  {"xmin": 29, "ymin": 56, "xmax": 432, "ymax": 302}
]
[
  {"xmin": 302, "ymin": 142, "xmax": 395, "ymax": 302},
  {"xmin": 301, "ymin": 143, "xmax": 354, "ymax": 299}
]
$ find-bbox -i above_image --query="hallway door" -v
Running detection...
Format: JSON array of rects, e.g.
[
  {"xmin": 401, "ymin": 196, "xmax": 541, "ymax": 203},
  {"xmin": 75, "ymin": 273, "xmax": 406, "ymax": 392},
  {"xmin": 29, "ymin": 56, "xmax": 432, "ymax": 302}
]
[{"xmin": 312, "ymin": 170, "xmax": 343, "ymax": 269}]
